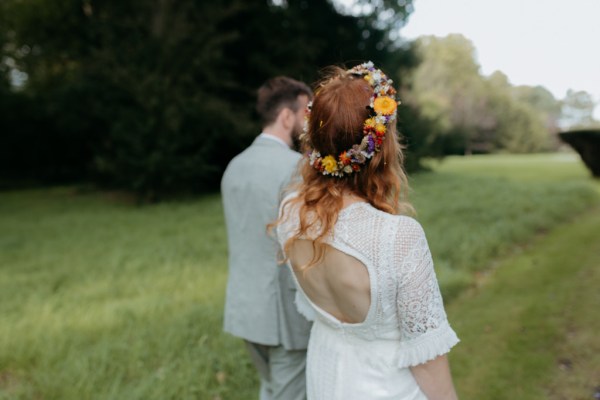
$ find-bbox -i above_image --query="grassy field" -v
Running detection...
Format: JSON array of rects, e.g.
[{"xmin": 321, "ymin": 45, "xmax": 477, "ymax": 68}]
[
  {"xmin": 0, "ymin": 153, "xmax": 598, "ymax": 399},
  {"xmin": 447, "ymin": 206, "xmax": 600, "ymax": 399},
  {"xmin": 413, "ymin": 153, "xmax": 598, "ymax": 299}
]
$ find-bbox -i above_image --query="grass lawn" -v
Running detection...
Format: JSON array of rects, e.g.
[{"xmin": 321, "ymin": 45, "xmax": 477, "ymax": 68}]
[
  {"xmin": 0, "ymin": 153, "xmax": 598, "ymax": 399},
  {"xmin": 413, "ymin": 152, "xmax": 598, "ymax": 299},
  {"xmin": 448, "ymin": 206, "xmax": 600, "ymax": 399}
]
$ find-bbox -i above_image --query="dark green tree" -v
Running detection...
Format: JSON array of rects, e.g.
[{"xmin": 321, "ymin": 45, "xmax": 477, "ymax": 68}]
[{"xmin": 1, "ymin": 0, "xmax": 422, "ymax": 198}]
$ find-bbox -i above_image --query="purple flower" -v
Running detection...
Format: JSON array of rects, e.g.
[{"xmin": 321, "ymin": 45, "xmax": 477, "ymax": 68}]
[{"xmin": 367, "ymin": 135, "xmax": 375, "ymax": 152}]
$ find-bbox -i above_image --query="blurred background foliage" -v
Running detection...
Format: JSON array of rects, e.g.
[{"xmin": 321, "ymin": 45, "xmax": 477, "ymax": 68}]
[{"xmin": 0, "ymin": 0, "xmax": 597, "ymax": 198}]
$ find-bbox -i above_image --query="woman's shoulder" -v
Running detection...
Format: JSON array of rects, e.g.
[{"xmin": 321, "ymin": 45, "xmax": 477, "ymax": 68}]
[
  {"xmin": 279, "ymin": 191, "xmax": 301, "ymax": 219},
  {"xmin": 354, "ymin": 203, "xmax": 424, "ymax": 232},
  {"xmin": 281, "ymin": 190, "xmax": 299, "ymax": 205},
  {"xmin": 356, "ymin": 205, "xmax": 427, "ymax": 248},
  {"xmin": 394, "ymin": 214, "xmax": 426, "ymax": 236}
]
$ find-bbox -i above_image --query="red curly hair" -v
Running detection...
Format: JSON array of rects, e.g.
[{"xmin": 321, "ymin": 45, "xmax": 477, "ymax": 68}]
[{"xmin": 274, "ymin": 66, "xmax": 413, "ymax": 270}]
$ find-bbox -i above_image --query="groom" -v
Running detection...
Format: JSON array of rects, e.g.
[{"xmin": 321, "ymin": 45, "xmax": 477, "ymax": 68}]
[{"xmin": 221, "ymin": 76, "xmax": 313, "ymax": 400}]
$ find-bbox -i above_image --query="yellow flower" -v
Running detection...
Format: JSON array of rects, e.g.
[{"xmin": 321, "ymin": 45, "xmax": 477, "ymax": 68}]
[
  {"xmin": 364, "ymin": 118, "xmax": 376, "ymax": 128},
  {"xmin": 373, "ymin": 96, "xmax": 397, "ymax": 116},
  {"xmin": 375, "ymin": 123, "xmax": 386, "ymax": 135},
  {"xmin": 321, "ymin": 155, "xmax": 338, "ymax": 173}
]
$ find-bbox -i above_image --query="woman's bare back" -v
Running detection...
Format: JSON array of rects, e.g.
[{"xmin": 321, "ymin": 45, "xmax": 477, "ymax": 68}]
[{"xmin": 288, "ymin": 239, "xmax": 371, "ymax": 324}]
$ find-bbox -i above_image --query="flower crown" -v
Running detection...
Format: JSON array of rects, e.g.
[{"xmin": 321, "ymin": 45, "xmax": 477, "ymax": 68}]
[{"xmin": 303, "ymin": 61, "xmax": 398, "ymax": 177}]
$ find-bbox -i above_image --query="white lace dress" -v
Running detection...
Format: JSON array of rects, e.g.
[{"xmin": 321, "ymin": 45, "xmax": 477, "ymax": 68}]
[{"xmin": 277, "ymin": 199, "xmax": 459, "ymax": 400}]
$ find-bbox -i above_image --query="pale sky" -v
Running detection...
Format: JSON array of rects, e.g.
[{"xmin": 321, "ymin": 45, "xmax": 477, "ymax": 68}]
[{"xmin": 399, "ymin": 0, "xmax": 600, "ymax": 118}]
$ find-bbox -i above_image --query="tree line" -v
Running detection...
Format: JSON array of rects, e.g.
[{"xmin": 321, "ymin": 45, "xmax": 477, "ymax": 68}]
[
  {"xmin": 0, "ymin": 0, "xmax": 596, "ymax": 198},
  {"xmin": 406, "ymin": 34, "xmax": 598, "ymax": 155}
]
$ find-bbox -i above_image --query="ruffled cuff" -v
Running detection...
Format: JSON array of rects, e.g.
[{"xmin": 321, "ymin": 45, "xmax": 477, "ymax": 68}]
[{"xmin": 394, "ymin": 321, "xmax": 460, "ymax": 368}]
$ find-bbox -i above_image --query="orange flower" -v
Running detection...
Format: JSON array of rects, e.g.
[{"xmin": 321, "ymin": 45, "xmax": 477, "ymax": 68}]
[
  {"xmin": 373, "ymin": 96, "xmax": 397, "ymax": 116},
  {"xmin": 339, "ymin": 151, "xmax": 351, "ymax": 165}
]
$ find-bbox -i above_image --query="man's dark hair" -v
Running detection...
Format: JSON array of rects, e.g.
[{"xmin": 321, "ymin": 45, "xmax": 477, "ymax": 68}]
[{"xmin": 256, "ymin": 76, "xmax": 312, "ymax": 126}]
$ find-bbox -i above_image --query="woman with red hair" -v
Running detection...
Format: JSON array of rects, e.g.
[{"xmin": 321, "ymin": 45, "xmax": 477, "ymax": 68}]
[{"xmin": 274, "ymin": 62, "xmax": 459, "ymax": 399}]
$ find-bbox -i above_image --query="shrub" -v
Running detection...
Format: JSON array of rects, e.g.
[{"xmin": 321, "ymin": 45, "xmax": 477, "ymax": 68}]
[{"xmin": 559, "ymin": 129, "xmax": 600, "ymax": 177}]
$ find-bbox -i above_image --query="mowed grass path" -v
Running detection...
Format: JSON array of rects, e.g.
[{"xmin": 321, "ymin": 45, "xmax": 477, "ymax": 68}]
[{"xmin": 0, "ymin": 153, "xmax": 598, "ymax": 399}]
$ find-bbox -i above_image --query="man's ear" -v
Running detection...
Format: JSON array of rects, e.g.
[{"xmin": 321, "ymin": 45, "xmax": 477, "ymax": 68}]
[{"xmin": 279, "ymin": 108, "xmax": 294, "ymax": 130}]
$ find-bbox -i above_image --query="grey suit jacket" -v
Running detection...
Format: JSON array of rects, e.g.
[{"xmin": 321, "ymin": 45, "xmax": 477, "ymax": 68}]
[{"xmin": 221, "ymin": 135, "xmax": 311, "ymax": 350}]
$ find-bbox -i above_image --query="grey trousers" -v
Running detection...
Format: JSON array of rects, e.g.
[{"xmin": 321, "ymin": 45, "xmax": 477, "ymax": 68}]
[{"xmin": 245, "ymin": 341, "xmax": 307, "ymax": 400}]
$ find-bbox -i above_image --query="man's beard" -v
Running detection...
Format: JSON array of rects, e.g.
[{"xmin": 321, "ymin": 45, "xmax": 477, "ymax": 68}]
[
  {"xmin": 291, "ymin": 127, "xmax": 302, "ymax": 152},
  {"xmin": 292, "ymin": 132, "xmax": 302, "ymax": 152}
]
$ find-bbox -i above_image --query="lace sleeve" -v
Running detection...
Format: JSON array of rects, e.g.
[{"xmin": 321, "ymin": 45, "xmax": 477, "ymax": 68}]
[{"xmin": 393, "ymin": 217, "xmax": 459, "ymax": 368}]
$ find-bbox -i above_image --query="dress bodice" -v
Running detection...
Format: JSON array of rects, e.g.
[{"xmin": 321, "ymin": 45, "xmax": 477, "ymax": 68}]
[{"xmin": 277, "ymin": 196, "xmax": 459, "ymax": 368}]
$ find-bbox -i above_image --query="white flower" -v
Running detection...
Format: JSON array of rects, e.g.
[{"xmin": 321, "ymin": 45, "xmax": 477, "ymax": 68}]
[
  {"xmin": 309, "ymin": 151, "xmax": 321, "ymax": 166},
  {"xmin": 375, "ymin": 115, "xmax": 387, "ymax": 125}
]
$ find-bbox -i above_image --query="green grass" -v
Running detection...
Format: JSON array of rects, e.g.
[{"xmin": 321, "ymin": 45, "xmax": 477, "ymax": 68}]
[
  {"xmin": 448, "ymin": 206, "xmax": 600, "ymax": 399},
  {"xmin": 0, "ymin": 190, "xmax": 255, "ymax": 399},
  {"xmin": 414, "ymin": 153, "xmax": 598, "ymax": 299},
  {"xmin": 0, "ymin": 153, "xmax": 598, "ymax": 399}
]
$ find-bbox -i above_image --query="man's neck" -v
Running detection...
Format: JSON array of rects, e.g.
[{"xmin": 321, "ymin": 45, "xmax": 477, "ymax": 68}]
[{"xmin": 262, "ymin": 126, "xmax": 292, "ymax": 148}]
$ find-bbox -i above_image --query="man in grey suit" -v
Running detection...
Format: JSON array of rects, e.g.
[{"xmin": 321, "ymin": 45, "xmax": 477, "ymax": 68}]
[{"xmin": 221, "ymin": 76, "xmax": 313, "ymax": 400}]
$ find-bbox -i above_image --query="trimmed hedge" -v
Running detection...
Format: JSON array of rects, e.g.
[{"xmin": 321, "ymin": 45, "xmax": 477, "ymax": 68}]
[{"xmin": 559, "ymin": 129, "xmax": 600, "ymax": 177}]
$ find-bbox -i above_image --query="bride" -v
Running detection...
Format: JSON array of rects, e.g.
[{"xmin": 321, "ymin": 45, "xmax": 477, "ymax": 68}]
[{"xmin": 274, "ymin": 62, "xmax": 460, "ymax": 399}]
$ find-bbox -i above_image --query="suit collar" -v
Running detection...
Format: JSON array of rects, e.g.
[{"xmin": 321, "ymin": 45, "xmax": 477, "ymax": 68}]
[{"xmin": 254, "ymin": 133, "xmax": 290, "ymax": 149}]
